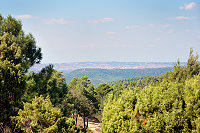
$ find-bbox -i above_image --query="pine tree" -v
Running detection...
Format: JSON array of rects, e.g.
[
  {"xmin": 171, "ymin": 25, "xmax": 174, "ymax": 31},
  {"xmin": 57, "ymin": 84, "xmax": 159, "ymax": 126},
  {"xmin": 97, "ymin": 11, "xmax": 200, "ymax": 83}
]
[
  {"xmin": 11, "ymin": 95, "xmax": 77, "ymax": 133},
  {"xmin": 0, "ymin": 14, "xmax": 42, "ymax": 128}
]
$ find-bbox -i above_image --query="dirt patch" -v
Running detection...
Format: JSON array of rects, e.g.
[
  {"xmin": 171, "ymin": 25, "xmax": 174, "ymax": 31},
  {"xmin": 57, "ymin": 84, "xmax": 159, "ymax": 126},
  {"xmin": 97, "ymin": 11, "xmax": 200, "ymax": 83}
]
[
  {"xmin": 87, "ymin": 117, "xmax": 101, "ymax": 133},
  {"xmin": 75, "ymin": 117, "xmax": 101, "ymax": 133}
]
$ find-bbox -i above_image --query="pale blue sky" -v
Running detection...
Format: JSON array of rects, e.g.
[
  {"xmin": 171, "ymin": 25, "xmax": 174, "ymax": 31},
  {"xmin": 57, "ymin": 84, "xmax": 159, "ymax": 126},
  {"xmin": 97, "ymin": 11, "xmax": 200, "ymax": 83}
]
[{"xmin": 1, "ymin": 0, "xmax": 200, "ymax": 63}]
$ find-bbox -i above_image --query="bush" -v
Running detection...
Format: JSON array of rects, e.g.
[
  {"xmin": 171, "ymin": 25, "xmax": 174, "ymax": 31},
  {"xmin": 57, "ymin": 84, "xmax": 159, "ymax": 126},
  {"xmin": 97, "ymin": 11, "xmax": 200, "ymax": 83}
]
[
  {"xmin": 11, "ymin": 95, "xmax": 77, "ymax": 133},
  {"xmin": 102, "ymin": 89, "xmax": 138, "ymax": 133},
  {"xmin": 102, "ymin": 75, "xmax": 200, "ymax": 132}
]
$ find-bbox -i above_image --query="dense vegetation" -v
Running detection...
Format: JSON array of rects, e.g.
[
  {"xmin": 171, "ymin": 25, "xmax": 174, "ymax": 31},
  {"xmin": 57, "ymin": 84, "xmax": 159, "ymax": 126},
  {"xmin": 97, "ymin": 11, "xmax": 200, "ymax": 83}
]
[
  {"xmin": 109, "ymin": 75, "xmax": 164, "ymax": 88},
  {"xmin": 102, "ymin": 49, "xmax": 200, "ymax": 132},
  {"xmin": 0, "ymin": 14, "xmax": 79, "ymax": 132},
  {"xmin": 64, "ymin": 67, "xmax": 173, "ymax": 84},
  {"xmin": 0, "ymin": 14, "xmax": 199, "ymax": 133},
  {"xmin": 0, "ymin": 14, "xmax": 43, "ymax": 132}
]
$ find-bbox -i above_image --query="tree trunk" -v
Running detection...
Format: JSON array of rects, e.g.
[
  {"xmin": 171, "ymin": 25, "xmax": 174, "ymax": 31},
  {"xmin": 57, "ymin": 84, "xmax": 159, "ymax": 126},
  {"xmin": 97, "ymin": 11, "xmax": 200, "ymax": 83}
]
[
  {"xmin": 87, "ymin": 118, "xmax": 88, "ymax": 128},
  {"xmin": 83, "ymin": 113, "xmax": 86, "ymax": 131}
]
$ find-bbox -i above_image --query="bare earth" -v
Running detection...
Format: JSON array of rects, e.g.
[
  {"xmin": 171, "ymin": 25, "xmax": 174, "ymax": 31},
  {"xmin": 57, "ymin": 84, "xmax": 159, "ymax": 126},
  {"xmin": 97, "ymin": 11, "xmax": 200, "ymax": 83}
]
[
  {"xmin": 87, "ymin": 117, "xmax": 101, "ymax": 133},
  {"xmin": 76, "ymin": 117, "xmax": 101, "ymax": 133}
]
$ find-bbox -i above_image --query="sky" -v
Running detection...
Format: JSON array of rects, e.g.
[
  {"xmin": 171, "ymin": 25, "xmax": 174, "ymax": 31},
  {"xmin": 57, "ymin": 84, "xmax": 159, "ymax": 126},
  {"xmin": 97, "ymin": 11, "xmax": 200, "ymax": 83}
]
[{"xmin": 1, "ymin": 0, "xmax": 200, "ymax": 63}]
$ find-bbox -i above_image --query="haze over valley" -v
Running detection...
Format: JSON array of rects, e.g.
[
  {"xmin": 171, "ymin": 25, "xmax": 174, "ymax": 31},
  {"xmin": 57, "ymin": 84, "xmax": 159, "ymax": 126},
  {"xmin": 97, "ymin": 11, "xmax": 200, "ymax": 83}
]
[
  {"xmin": 30, "ymin": 62, "xmax": 185, "ymax": 73},
  {"xmin": 29, "ymin": 62, "xmax": 185, "ymax": 84}
]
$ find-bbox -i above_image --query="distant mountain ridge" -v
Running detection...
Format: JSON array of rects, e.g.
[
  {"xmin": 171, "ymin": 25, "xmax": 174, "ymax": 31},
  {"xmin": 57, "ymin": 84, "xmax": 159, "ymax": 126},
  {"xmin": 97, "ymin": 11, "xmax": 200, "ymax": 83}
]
[
  {"xmin": 30, "ymin": 62, "xmax": 186, "ymax": 73},
  {"xmin": 64, "ymin": 67, "xmax": 173, "ymax": 84}
]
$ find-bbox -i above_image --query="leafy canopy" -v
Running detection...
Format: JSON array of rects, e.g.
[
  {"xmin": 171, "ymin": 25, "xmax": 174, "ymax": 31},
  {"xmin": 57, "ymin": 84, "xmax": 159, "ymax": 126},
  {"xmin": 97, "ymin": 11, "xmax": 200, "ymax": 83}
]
[
  {"xmin": 102, "ymin": 49, "xmax": 200, "ymax": 132},
  {"xmin": 0, "ymin": 14, "xmax": 42, "ymax": 125},
  {"xmin": 11, "ymin": 95, "xmax": 77, "ymax": 133}
]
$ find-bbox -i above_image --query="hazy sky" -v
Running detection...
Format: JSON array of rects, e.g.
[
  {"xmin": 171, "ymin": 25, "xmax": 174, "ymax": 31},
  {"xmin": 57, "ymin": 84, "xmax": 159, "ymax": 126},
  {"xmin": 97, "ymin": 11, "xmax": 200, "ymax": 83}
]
[{"xmin": 1, "ymin": 0, "xmax": 200, "ymax": 63}]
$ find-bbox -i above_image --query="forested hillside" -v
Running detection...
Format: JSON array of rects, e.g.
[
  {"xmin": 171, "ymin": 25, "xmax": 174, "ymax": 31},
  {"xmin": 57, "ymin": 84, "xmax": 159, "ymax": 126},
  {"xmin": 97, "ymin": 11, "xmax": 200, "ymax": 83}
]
[
  {"xmin": 64, "ymin": 67, "xmax": 173, "ymax": 84},
  {"xmin": 0, "ymin": 14, "xmax": 199, "ymax": 133},
  {"xmin": 109, "ymin": 75, "xmax": 164, "ymax": 88}
]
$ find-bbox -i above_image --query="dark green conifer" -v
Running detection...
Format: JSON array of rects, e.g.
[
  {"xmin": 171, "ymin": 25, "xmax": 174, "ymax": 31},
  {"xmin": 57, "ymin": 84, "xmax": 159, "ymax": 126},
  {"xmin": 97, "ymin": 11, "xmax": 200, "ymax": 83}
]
[{"xmin": 0, "ymin": 14, "xmax": 42, "ymax": 128}]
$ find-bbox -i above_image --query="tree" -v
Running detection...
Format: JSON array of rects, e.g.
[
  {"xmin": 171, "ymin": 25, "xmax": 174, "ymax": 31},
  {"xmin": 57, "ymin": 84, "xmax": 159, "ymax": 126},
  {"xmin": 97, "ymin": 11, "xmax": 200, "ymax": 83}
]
[
  {"xmin": 68, "ymin": 76, "xmax": 97, "ymax": 116},
  {"xmin": 95, "ymin": 83, "xmax": 112, "ymax": 103},
  {"xmin": 94, "ymin": 83, "xmax": 113, "ymax": 120},
  {"xmin": 11, "ymin": 95, "xmax": 77, "ymax": 133},
  {"xmin": 102, "ymin": 76, "xmax": 200, "ymax": 132},
  {"xmin": 102, "ymin": 49, "xmax": 200, "ymax": 132},
  {"xmin": 23, "ymin": 65, "xmax": 68, "ymax": 106},
  {"xmin": 102, "ymin": 89, "xmax": 138, "ymax": 133},
  {"xmin": 183, "ymin": 75, "xmax": 200, "ymax": 132},
  {"xmin": 67, "ymin": 76, "xmax": 97, "ymax": 130},
  {"xmin": 0, "ymin": 14, "xmax": 42, "ymax": 128},
  {"xmin": 164, "ymin": 48, "xmax": 200, "ymax": 83}
]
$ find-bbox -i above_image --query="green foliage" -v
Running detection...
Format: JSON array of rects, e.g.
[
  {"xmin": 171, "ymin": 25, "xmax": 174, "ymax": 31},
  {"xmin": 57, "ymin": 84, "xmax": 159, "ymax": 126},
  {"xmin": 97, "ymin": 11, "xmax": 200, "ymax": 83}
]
[
  {"xmin": 67, "ymin": 76, "xmax": 98, "ymax": 117},
  {"xmin": 184, "ymin": 75, "xmax": 200, "ymax": 132},
  {"xmin": 95, "ymin": 83, "xmax": 112, "ymax": 103},
  {"xmin": 102, "ymin": 49, "xmax": 200, "ymax": 132},
  {"xmin": 103, "ymin": 76, "xmax": 200, "ymax": 132},
  {"xmin": 0, "ymin": 14, "xmax": 42, "ymax": 127},
  {"xmin": 102, "ymin": 89, "xmax": 139, "ymax": 133},
  {"xmin": 109, "ymin": 75, "xmax": 164, "ymax": 89},
  {"xmin": 64, "ymin": 67, "xmax": 173, "ymax": 84},
  {"xmin": 23, "ymin": 65, "xmax": 68, "ymax": 105},
  {"xmin": 136, "ymin": 82, "xmax": 186, "ymax": 132},
  {"xmin": 135, "ymin": 75, "xmax": 200, "ymax": 132},
  {"xmin": 94, "ymin": 83, "xmax": 113, "ymax": 121},
  {"xmin": 165, "ymin": 48, "xmax": 200, "ymax": 83},
  {"xmin": 11, "ymin": 95, "xmax": 77, "ymax": 133},
  {"xmin": 58, "ymin": 117, "xmax": 77, "ymax": 133},
  {"xmin": 1, "ymin": 13, "xmax": 199, "ymax": 133}
]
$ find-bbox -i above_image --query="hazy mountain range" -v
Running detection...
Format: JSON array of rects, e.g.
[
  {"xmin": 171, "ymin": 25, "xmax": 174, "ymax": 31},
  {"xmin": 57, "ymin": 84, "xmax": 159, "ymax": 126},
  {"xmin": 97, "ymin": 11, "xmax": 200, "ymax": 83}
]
[
  {"xmin": 30, "ymin": 62, "xmax": 186, "ymax": 73},
  {"xmin": 29, "ymin": 62, "xmax": 187, "ymax": 84}
]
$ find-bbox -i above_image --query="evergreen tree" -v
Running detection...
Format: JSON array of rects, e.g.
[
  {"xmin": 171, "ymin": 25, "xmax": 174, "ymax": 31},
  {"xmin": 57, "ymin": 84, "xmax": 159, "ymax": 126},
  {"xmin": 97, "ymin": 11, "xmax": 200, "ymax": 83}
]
[
  {"xmin": 0, "ymin": 14, "xmax": 42, "ymax": 128},
  {"xmin": 94, "ymin": 83, "xmax": 113, "ymax": 120},
  {"xmin": 67, "ymin": 76, "xmax": 97, "ymax": 130},
  {"xmin": 102, "ymin": 49, "xmax": 200, "ymax": 132},
  {"xmin": 24, "ymin": 65, "xmax": 68, "ymax": 106},
  {"xmin": 102, "ymin": 89, "xmax": 138, "ymax": 133},
  {"xmin": 165, "ymin": 48, "xmax": 200, "ymax": 83},
  {"xmin": 11, "ymin": 95, "xmax": 77, "ymax": 133}
]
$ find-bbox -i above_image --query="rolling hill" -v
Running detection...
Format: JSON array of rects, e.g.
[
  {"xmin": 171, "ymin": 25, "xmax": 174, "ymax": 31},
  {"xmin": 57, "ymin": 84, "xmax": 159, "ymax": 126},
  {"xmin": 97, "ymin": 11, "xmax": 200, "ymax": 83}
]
[{"xmin": 64, "ymin": 67, "xmax": 173, "ymax": 84}]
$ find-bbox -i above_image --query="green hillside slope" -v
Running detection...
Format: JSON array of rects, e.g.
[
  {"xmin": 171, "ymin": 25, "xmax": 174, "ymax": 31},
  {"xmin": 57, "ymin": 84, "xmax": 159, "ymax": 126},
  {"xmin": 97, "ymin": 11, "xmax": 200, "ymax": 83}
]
[{"xmin": 64, "ymin": 67, "xmax": 173, "ymax": 84}]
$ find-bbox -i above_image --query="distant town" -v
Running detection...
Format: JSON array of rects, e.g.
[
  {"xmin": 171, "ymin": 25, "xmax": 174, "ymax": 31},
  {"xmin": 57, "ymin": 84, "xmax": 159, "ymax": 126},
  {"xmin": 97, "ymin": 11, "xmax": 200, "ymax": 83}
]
[{"xmin": 30, "ymin": 62, "xmax": 186, "ymax": 73}]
